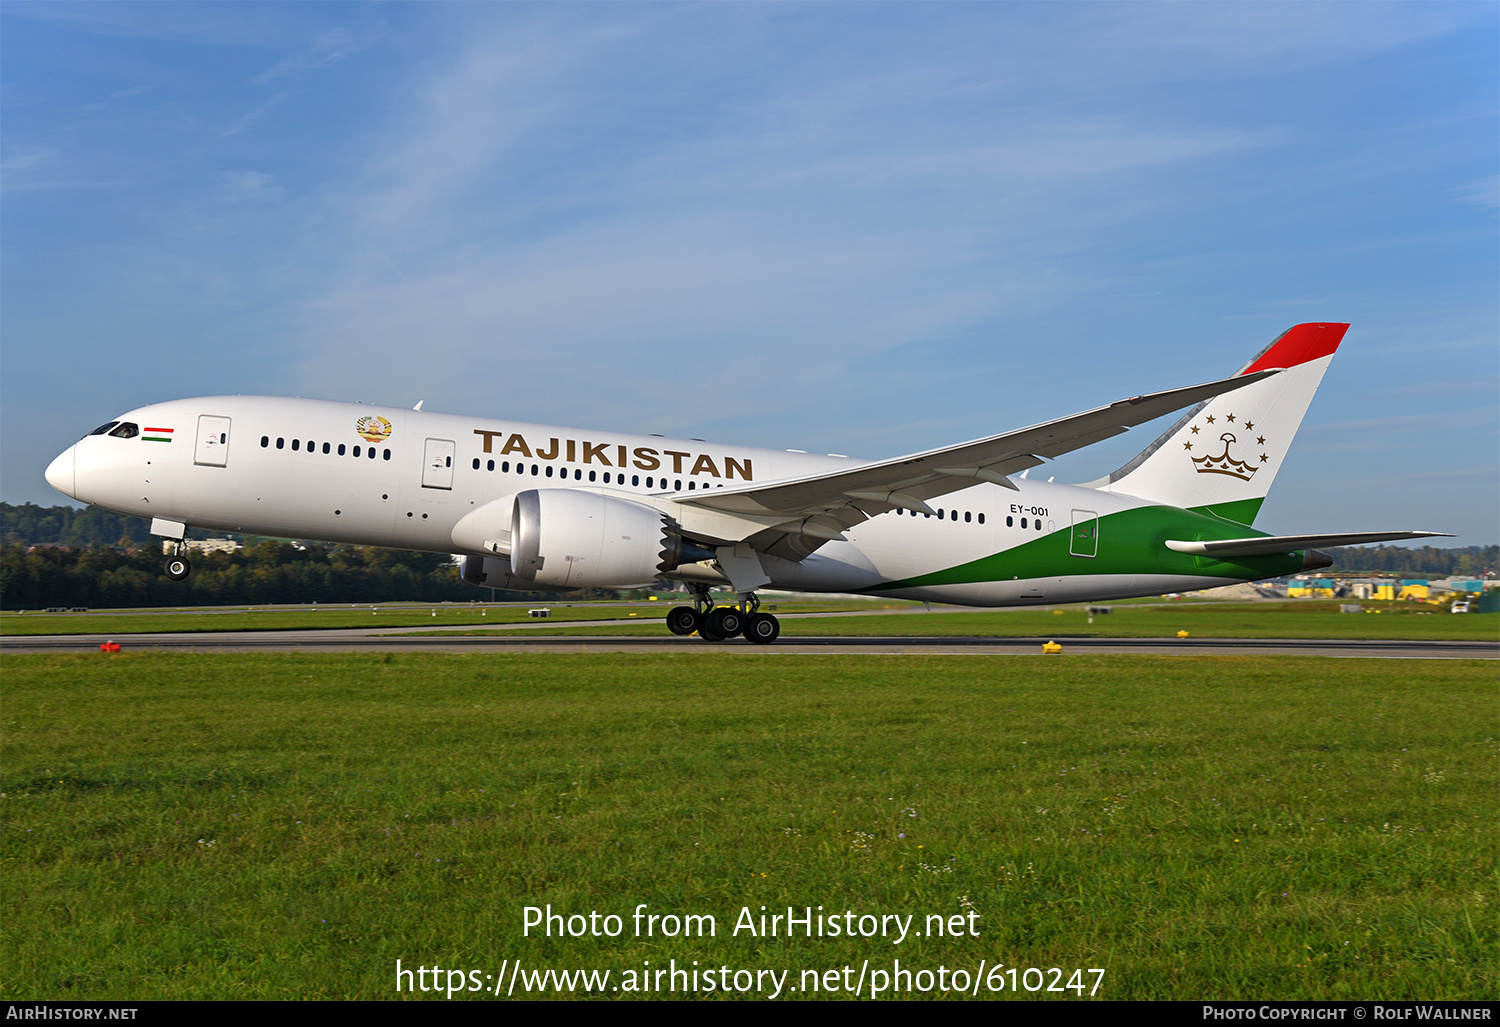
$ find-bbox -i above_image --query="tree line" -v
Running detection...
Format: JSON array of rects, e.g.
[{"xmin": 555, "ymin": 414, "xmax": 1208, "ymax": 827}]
[{"xmin": 0, "ymin": 542, "xmax": 499, "ymax": 610}]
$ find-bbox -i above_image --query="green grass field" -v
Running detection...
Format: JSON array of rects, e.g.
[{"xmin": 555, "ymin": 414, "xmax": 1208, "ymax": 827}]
[{"xmin": 2, "ymin": 652, "xmax": 1494, "ymax": 1000}]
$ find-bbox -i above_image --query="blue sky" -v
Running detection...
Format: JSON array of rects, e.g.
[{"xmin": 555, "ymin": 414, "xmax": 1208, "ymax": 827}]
[{"xmin": 4, "ymin": 2, "xmax": 1496, "ymax": 545}]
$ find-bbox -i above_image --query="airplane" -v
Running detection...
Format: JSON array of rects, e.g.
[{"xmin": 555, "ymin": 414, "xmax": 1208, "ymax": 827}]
[{"xmin": 43, "ymin": 322, "xmax": 1447, "ymax": 643}]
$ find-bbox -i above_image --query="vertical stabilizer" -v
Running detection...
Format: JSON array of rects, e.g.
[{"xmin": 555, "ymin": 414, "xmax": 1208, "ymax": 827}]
[{"xmin": 1096, "ymin": 322, "xmax": 1348, "ymax": 525}]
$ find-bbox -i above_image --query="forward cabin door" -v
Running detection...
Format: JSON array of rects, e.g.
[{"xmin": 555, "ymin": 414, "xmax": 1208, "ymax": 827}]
[
  {"xmin": 194, "ymin": 415, "xmax": 232, "ymax": 467},
  {"xmin": 422, "ymin": 438, "xmax": 456, "ymax": 490}
]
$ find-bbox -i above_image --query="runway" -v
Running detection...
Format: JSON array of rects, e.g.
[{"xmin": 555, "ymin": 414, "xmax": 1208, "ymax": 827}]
[{"xmin": 2, "ymin": 628, "xmax": 1494, "ymax": 659}]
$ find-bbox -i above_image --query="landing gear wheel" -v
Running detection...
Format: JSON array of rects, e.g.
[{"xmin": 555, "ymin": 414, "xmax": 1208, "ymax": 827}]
[
  {"xmin": 666, "ymin": 606, "xmax": 700, "ymax": 636},
  {"xmin": 743, "ymin": 612, "xmax": 780, "ymax": 645},
  {"xmin": 704, "ymin": 607, "xmax": 744, "ymax": 641},
  {"xmin": 164, "ymin": 556, "xmax": 191, "ymax": 581}
]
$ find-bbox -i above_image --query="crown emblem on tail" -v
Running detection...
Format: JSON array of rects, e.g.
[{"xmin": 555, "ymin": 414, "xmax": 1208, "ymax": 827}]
[{"xmin": 1191, "ymin": 432, "xmax": 1258, "ymax": 480}]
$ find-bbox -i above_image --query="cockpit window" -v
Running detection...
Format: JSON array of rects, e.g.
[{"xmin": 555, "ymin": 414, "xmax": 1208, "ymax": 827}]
[
  {"xmin": 107, "ymin": 422, "xmax": 139, "ymax": 439},
  {"xmin": 87, "ymin": 421, "xmax": 120, "ymax": 437}
]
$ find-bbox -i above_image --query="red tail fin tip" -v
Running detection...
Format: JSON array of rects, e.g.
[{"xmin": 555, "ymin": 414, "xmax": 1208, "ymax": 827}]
[{"xmin": 1240, "ymin": 322, "xmax": 1348, "ymax": 376}]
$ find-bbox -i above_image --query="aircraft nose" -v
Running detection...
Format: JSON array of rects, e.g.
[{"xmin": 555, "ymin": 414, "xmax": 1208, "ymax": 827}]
[{"xmin": 45, "ymin": 445, "xmax": 76, "ymax": 499}]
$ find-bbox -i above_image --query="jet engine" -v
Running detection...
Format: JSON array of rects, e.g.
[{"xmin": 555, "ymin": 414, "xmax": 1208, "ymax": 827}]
[{"xmin": 509, "ymin": 489, "xmax": 714, "ymax": 588}]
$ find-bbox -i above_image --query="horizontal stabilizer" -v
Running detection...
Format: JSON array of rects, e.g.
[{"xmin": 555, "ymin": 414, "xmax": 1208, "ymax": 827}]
[{"xmin": 1165, "ymin": 530, "xmax": 1452, "ymax": 558}]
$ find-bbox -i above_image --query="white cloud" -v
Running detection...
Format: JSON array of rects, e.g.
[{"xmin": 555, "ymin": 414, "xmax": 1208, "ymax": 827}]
[
  {"xmin": 1456, "ymin": 176, "xmax": 1500, "ymax": 210},
  {"xmin": 250, "ymin": 23, "xmax": 384, "ymax": 85}
]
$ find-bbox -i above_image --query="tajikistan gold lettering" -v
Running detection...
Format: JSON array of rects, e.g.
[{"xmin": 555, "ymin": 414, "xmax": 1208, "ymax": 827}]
[
  {"xmin": 500, "ymin": 434, "xmax": 533, "ymax": 458},
  {"xmin": 691, "ymin": 454, "xmax": 721, "ymax": 478},
  {"xmin": 663, "ymin": 450, "xmax": 691, "ymax": 473},
  {"xmin": 535, "ymin": 438, "xmax": 559, "ymax": 460},
  {"xmin": 582, "ymin": 441, "xmax": 611, "ymax": 465},
  {"xmin": 633, "ymin": 447, "xmax": 660, "ymax": 471},
  {"xmin": 724, "ymin": 456, "xmax": 753, "ymax": 481},
  {"xmin": 473, "ymin": 429, "xmax": 504, "ymax": 454}
]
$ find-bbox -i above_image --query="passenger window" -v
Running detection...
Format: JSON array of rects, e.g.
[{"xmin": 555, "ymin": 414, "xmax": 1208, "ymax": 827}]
[
  {"xmin": 277, "ymin": 438, "xmax": 285, "ymax": 450},
  {"xmin": 574, "ymin": 469, "xmax": 581, "ymax": 480},
  {"xmin": 646, "ymin": 476, "xmax": 654, "ymax": 488},
  {"xmin": 108, "ymin": 423, "xmax": 139, "ymax": 439},
  {"xmin": 951, "ymin": 510, "xmax": 958, "ymax": 521},
  {"xmin": 689, "ymin": 481, "xmax": 696, "ymax": 490},
  {"xmin": 1021, "ymin": 517, "xmax": 1027, "ymax": 529},
  {"xmin": 530, "ymin": 464, "xmax": 537, "ymax": 475},
  {"xmin": 261, "ymin": 436, "xmax": 269, "ymax": 448},
  {"xmin": 632, "ymin": 475, "xmax": 639, "ymax": 487},
  {"xmin": 383, "ymin": 449, "xmax": 390, "ymax": 460},
  {"xmin": 88, "ymin": 422, "xmax": 120, "ymax": 436},
  {"xmin": 353, "ymin": 445, "xmax": 361, "ymax": 457},
  {"xmin": 978, "ymin": 513, "xmax": 985, "ymax": 525},
  {"xmin": 487, "ymin": 460, "xmax": 495, "ymax": 471},
  {"xmin": 292, "ymin": 439, "xmax": 300, "ymax": 451},
  {"xmin": 472, "ymin": 458, "xmax": 481, "ymax": 470},
  {"xmin": 445, "ymin": 456, "xmax": 451, "ymax": 467},
  {"xmin": 338, "ymin": 444, "xmax": 346, "ymax": 456},
  {"xmin": 1006, "ymin": 516, "xmax": 1012, "ymax": 527},
  {"xmin": 964, "ymin": 511, "xmax": 971, "ymax": 523},
  {"xmin": 675, "ymin": 479, "xmax": 682, "ymax": 491},
  {"xmin": 604, "ymin": 472, "xmax": 612, "ymax": 483},
  {"xmin": 323, "ymin": 443, "xmax": 330, "ymax": 454},
  {"xmin": 546, "ymin": 466, "xmax": 554, "ymax": 478}
]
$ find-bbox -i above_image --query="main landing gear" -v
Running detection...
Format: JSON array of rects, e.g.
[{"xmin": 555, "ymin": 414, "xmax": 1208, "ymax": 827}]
[
  {"xmin": 666, "ymin": 585, "xmax": 780, "ymax": 645},
  {"xmin": 163, "ymin": 541, "xmax": 191, "ymax": 581}
]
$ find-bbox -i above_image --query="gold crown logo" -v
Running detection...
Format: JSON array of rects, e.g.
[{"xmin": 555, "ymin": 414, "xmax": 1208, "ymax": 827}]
[{"xmin": 1191, "ymin": 432, "xmax": 1258, "ymax": 480}]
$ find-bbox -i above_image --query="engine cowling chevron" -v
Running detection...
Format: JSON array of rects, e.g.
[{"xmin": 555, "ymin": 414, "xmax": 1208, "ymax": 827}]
[{"xmin": 509, "ymin": 489, "xmax": 712, "ymax": 588}]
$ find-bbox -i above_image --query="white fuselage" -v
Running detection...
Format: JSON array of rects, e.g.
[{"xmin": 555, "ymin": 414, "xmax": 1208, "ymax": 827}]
[{"xmin": 46, "ymin": 395, "xmax": 1245, "ymax": 604}]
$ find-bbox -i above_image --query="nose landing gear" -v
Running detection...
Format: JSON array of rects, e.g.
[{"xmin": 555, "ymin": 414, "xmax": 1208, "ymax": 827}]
[{"xmin": 666, "ymin": 585, "xmax": 780, "ymax": 644}]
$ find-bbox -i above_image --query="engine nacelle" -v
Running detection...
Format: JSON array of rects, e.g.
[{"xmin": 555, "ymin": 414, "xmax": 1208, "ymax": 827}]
[{"xmin": 510, "ymin": 489, "xmax": 695, "ymax": 589}]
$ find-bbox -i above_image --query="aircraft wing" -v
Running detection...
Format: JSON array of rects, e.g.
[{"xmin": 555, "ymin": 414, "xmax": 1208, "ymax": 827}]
[
  {"xmin": 1164, "ymin": 531, "xmax": 1453, "ymax": 558},
  {"xmin": 673, "ymin": 367, "xmax": 1282, "ymax": 549}
]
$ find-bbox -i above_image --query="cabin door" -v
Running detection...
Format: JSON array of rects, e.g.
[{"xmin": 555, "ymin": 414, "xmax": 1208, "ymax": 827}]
[
  {"xmin": 1070, "ymin": 509, "xmax": 1099, "ymax": 558},
  {"xmin": 421, "ymin": 438, "xmax": 456, "ymax": 490},
  {"xmin": 194, "ymin": 415, "xmax": 232, "ymax": 467}
]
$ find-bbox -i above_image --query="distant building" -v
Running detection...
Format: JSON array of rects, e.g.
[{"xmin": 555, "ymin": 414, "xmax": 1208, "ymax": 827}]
[{"xmin": 161, "ymin": 538, "xmax": 241, "ymax": 555}]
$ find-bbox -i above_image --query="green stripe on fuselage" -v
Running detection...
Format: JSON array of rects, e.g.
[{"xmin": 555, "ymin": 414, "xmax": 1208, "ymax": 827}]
[
  {"xmin": 870, "ymin": 503, "xmax": 1300, "ymax": 591},
  {"xmin": 1190, "ymin": 496, "xmax": 1264, "ymax": 526}
]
